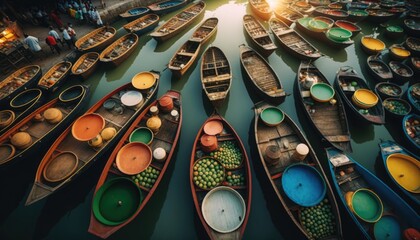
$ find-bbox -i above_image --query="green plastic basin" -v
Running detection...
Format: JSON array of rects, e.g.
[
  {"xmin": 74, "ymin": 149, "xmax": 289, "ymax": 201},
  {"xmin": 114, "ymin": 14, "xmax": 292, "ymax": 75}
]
[
  {"xmin": 260, "ymin": 107, "xmax": 284, "ymax": 126},
  {"xmin": 327, "ymin": 27, "xmax": 352, "ymax": 42},
  {"xmin": 351, "ymin": 188, "xmax": 383, "ymax": 223}
]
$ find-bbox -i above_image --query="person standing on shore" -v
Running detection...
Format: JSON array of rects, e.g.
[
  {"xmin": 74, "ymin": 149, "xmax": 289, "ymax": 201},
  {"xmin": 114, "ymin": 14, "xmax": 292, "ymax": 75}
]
[
  {"xmin": 67, "ymin": 23, "xmax": 77, "ymax": 45},
  {"xmin": 49, "ymin": 26, "xmax": 64, "ymax": 47},
  {"xmin": 23, "ymin": 33, "xmax": 44, "ymax": 58},
  {"xmin": 61, "ymin": 27, "xmax": 73, "ymax": 49},
  {"xmin": 45, "ymin": 35, "xmax": 61, "ymax": 54}
]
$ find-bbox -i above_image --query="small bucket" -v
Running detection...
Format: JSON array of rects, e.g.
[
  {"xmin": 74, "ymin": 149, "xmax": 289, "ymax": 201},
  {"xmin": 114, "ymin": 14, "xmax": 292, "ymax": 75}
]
[{"xmin": 291, "ymin": 143, "xmax": 309, "ymax": 162}]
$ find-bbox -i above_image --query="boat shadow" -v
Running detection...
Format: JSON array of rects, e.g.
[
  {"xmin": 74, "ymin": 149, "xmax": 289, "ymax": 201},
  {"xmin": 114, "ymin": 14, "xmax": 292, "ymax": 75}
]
[
  {"xmin": 31, "ymin": 150, "xmax": 110, "ymax": 240},
  {"xmin": 201, "ymin": 89, "xmax": 229, "ymax": 117}
]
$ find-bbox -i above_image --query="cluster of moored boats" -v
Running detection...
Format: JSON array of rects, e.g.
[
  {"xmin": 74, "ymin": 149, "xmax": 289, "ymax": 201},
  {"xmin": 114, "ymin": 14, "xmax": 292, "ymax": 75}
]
[{"xmin": 0, "ymin": 0, "xmax": 419, "ymax": 239}]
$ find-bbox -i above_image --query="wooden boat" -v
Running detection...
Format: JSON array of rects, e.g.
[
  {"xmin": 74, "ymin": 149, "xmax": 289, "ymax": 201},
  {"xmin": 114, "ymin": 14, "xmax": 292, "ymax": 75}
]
[
  {"xmin": 123, "ymin": 14, "xmax": 160, "ymax": 35},
  {"xmin": 254, "ymin": 102, "xmax": 343, "ymax": 240},
  {"xmin": 0, "ymin": 85, "xmax": 90, "ymax": 167},
  {"xmin": 389, "ymin": 44, "xmax": 411, "ymax": 61},
  {"xmin": 25, "ymin": 75, "xmax": 159, "ymax": 206},
  {"xmin": 366, "ymin": 55, "xmax": 393, "ymax": 82},
  {"xmin": 269, "ymin": 18, "xmax": 322, "ymax": 60},
  {"xmin": 366, "ymin": 9, "xmax": 394, "ymax": 23},
  {"xmin": 190, "ymin": 112, "xmax": 252, "ymax": 240},
  {"xmin": 296, "ymin": 17, "xmax": 354, "ymax": 49},
  {"xmin": 201, "ymin": 46, "xmax": 232, "ymax": 107},
  {"xmin": 38, "ymin": 61, "xmax": 72, "ymax": 93},
  {"xmin": 88, "ymin": 90, "xmax": 182, "ymax": 238},
  {"xmin": 71, "ymin": 52, "xmax": 99, "ymax": 80},
  {"xmin": 404, "ymin": 19, "xmax": 420, "ymax": 38},
  {"xmin": 249, "ymin": 0, "xmax": 273, "ymax": 20},
  {"xmin": 389, "ymin": 61, "xmax": 413, "ymax": 85},
  {"xmin": 243, "ymin": 14, "xmax": 277, "ymax": 56},
  {"xmin": 0, "ymin": 88, "xmax": 43, "ymax": 137},
  {"xmin": 346, "ymin": 2, "xmax": 371, "ymax": 9},
  {"xmin": 147, "ymin": 0, "xmax": 189, "ymax": 15},
  {"xmin": 273, "ymin": 5, "xmax": 304, "ymax": 26},
  {"xmin": 75, "ymin": 26, "xmax": 117, "ymax": 52},
  {"xmin": 335, "ymin": 66, "xmax": 385, "ymax": 125},
  {"xmin": 375, "ymin": 82, "xmax": 403, "ymax": 101},
  {"xmin": 383, "ymin": 98, "xmax": 412, "ymax": 119},
  {"xmin": 334, "ymin": 20, "xmax": 361, "ymax": 36},
  {"xmin": 406, "ymin": 83, "xmax": 420, "ymax": 114},
  {"xmin": 309, "ymin": 0, "xmax": 331, "ymax": 6},
  {"xmin": 0, "ymin": 65, "xmax": 41, "ymax": 108},
  {"xmin": 347, "ymin": 9, "xmax": 369, "ymax": 22},
  {"xmin": 325, "ymin": 148, "xmax": 420, "ymax": 240},
  {"xmin": 405, "ymin": 37, "xmax": 420, "ymax": 57},
  {"xmin": 189, "ymin": 17, "xmax": 218, "ymax": 43},
  {"xmin": 150, "ymin": 1, "xmax": 206, "ymax": 42},
  {"xmin": 99, "ymin": 33, "xmax": 139, "ymax": 67},
  {"xmin": 361, "ymin": 36, "xmax": 386, "ymax": 55},
  {"xmin": 409, "ymin": 56, "xmax": 420, "ymax": 74},
  {"xmin": 378, "ymin": 140, "xmax": 420, "ymax": 212},
  {"xmin": 119, "ymin": 7, "xmax": 150, "ymax": 22},
  {"xmin": 168, "ymin": 40, "xmax": 201, "ymax": 77},
  {"xmin": 296, "ymin": 61, "xmax": 352, "ymax": 152},
  {"xmin": 239, "ymin": 44, "xmax": 286, "ymax": 103},
  {"xmin": 314, "ymin": 7, "xmax": 349, "ymax": 20},
  {"xmin": 403, "ymin": 114, "xmax": 420, "ymax": 151},
  {"xmin": 291, "ymin": 1, "xmax": 316, "ymax": 15},
  {"xmin": 328, "ymin": 2, "xmax": 343, "ymax": 9},
  {"xmin": 385, "ymin": 25, "xmax": 404, "ymax": 39}
]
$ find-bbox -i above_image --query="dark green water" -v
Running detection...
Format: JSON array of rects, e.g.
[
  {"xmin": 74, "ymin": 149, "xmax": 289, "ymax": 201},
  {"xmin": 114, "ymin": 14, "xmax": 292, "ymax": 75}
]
[{"xmin": 0, "ymin": 1, "xmax": 415, "ymax": 239}]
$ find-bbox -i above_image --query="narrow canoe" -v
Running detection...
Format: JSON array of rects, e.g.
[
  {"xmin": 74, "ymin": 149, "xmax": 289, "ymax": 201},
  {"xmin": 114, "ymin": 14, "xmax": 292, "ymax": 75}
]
[
  {"xmin": 119, "ymin": 7, "xmax": 150, "ymax": 22},
  {"xmin": 38, "ymin": 61, "xmax": 72, "ymax": 92},
  {"xmin": 405, "ymin": 37, "xmax": 420, "ymax": 57},
  {"xmin": 71, "ymin": 52, "xmax": 100, "ymax": 80},
  {"xmin": 389, "ymin": 44, "xmax": 411, "ymax": 61},
  {"xmin": 249, "ymin": 0, "xmax": 273, "ymax": 20},
  {"xmin": 269, "ymin": 18, "xmax": 322, "ymax": 60},
  {"xmin": 367, "ymin": 9, "xmax": 395, "ymax": 23},
  {"xmin": 334, "ymin": 20, "xmax": 361, "ymax": 36},
  {"xmin": 0, "ymin": 88, "xmax": 44, "ymax": 137},
  {"xmin": 406, "ymin": 83, "xmax": 420, "ymax": 114},
  {"xmin": 296, "ymin": 61, "xmax": 352, "ymax": 152},
  {"xmin": 273, "ymin": 5, "xmax": 304, "ymax": 26},
  {"xmin": 366, "ymin": 55, "xmax": 393, "ymax": 82},
  {"xmin": 296, "ymin": 17, "xmax": 354, "ymax": 49},
  {"xmin": 403, "ymin": 114, "xmax": 420, "ymax": 152},
  {"xmin": 239, "ymin": 44, "xmax": 286, "ymax": 103},
  {"xmin": 314, "ymin": 7, "xmax": 349, "ymax": 20},
  {"xmin": 123, "ymin": 14, "xmax": 160, "ymax": 35},
  {"xmin": 361, "ymin": 36, "xmax": 386, "ymax": 55},
  {"xmin": 254, "ymin": 102, "xmax": 343, "ymax": 239},
  {"xmin": 190, "ymin": 112, "xmax": 252, "ymax": 240},
  {"xmin": 147, "ymin": 0, "xmax": 189, "ymax": 15},
  {"xmin": 0, "ymin": 85, "xmax": 90, "ymax": 167},
  {"xmin": 243, "ymin": 14, "xmax": 277, "ymax": 56},
  {"xmin": 378, "ymin": 140, "xmax": 420, "ymax": 212},
  {"xmin": 374, "ymin": 82, "xmax": 403, "ymax": 101},
  {"xmin": 168, "ymin": 40, "xmax": 201, "ymax": 77},
  {"xmin": 75, "ymin": 26, "xmax": 117, "ymax": 52},
  {"xmin": 0, "ymin": 65, "xmax": 42, "ymax": 107},
  {"xmin": 88, "ymin": 90, "xmax": 182, "ymax": 238},
  {"xmin": 25, "ymin": 76, "xmax": 159, "ymax": 206},
  {"xmin": 291, "ymin": 1, "xmax": 316, "ymax": 15},
  {"xmin": 150, "ymin": 1, "xmax": 206, "ymax": 42},
  {"xmin": 389, "ymin": 61, "xmax": 413, "ymax": 85},
  {"xmin": 404, "ymin": 19, "xmax": 420, "ymax": 38},
  {"xmin": 201, "ymin": 46, "xmax": 232, "ymax": 107},
  {"xmin": 334, "ymin": 66, "xmax": 385, "ymax": 125},
  {"xmin": 189, "ymin": 17, "xmax": 218, "ymax": 43},
  {"xmin": 325, "ymin": 148, "xmax": 420, "ymax": 239},
  {"xmin": 99, "ymin": 33, "xmax": 139, "ymax": 67}
]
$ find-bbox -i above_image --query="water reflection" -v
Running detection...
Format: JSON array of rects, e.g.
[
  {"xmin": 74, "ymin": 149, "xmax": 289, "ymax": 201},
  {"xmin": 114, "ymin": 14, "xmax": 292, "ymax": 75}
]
[{"xmin": 347, "ymin": 114, "xmax": 375, "ymax": 143}]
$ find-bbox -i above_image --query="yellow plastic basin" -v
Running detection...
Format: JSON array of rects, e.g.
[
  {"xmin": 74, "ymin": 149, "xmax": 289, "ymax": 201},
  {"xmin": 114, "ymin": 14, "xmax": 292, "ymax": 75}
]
[
  {"xmin": 352, "ymin": 89, "xmax": 378, "ymax": 108},
  {"xmin": 386, "ymin": 153, "xmax": 420, "ymax": 193},
  {"xmin": 131, "ymin": 72, "xmax": 156, "ymax": 90},
  {"xmin": 361, "ymin": 37, "xmax": 386, "ymax": 53}
]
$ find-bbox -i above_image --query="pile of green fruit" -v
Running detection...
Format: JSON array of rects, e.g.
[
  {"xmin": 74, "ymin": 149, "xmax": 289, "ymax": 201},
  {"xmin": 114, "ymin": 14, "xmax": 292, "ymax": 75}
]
[
  {"xmin": 300, "ymin": 199, "xmax": 336, "ymax": 239},
  {"xmin": 383, "ymin": 99, "xmax": 410, "ymax": 115},
  {"xmin": 209, "ymin": 141, "xmax": 242, "ymax": 169},
  {"xmin": 193, "ymin": 157, "xmax": 225, "ymax": 190},
  {"xmin": 132, "ymin": 167, "xmax": 160, "ymax": 189},
  {"xmin": 226, "ymin": 171, "xmax": 245, "ymax": 186}
]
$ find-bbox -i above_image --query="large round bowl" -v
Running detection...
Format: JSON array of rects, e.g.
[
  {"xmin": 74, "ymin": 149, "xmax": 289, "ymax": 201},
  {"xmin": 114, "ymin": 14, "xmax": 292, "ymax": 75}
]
[
  {"xmin": 351, "ymin": 188, "xmax": 383, "ymax": 223},
  {"xmin": 310, "ymin": 83, "xmax": 335, "ymax": 102},
  {"xmin": 59, "ymin": 85, "xmax": 85, "ymax": 103},
  {"xmin": 116, "ymin": 142, "xmax": 152, "ymax": 175},
  {"xmin": 131, "ymin": 71, "xmax": 156, "ymax": 91},
  {"xmin": 375, "ymin": 82, "xmax": 403, "ymax": 99},
  {"xmin": 352, "ymin": 89, "xmax": 379, "ymax": 109},
  {"xmin": 383, "ymin": 98, "xmax": 412, "ymax": 118},
  {"xmin": 373, "ymin": 215, "xmax": 401, "ymax": 240},
  {"xmin": 327, "ymin": 27, "xmax": 352, "ymax": 42},
  {"xmin": 201, "ymin": 186, "xmax": 246, "ymax": 233},
  {"xmin": 0, "ymin": 110, "xmax": 15, "ymax": 128},
  {"xmin": 281, "ymin": 164, "xmax": 326, "ymax": 207},
  {"xmin": 203, "ymin": 120, "xmax": 224, "ymax": 136},
  {"xmin": 121, "ymin": 90, "xmax": 143, "ymax": 107},
  {"xmin": 308, "ymin": 19, "xmax": 330, "ymax": 32},
  {"xmin": 129, "ymin": 127, "xmax": 154, "ymax": 145},
  {"xmin": 92, "ymin": 178, "xmax": 143, "ymax": 226},
  {"xmin": 43, "ymin": 151, "xmax": 79, "ymax": 183},
  {"xmin": 260, "ymin": 107, "xmax": 284, "ymax": 127},
  {"xmin": 386, "ymin": 153, "xmax": 420, "ymax": 193},
  {"xmin": 361, "ymin": 37, "xmax": 386, "ymax": 55},
  {"xmin": 0, "ymin": 144, "xmax": 15, "ymax": 164},
  {"xmin": 390, "ymin": 45, "xmax": 411, "ymax": 61},
  {"xmin": 71, "ymin": 113, "xmax": 105, "ymax": 141}
]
